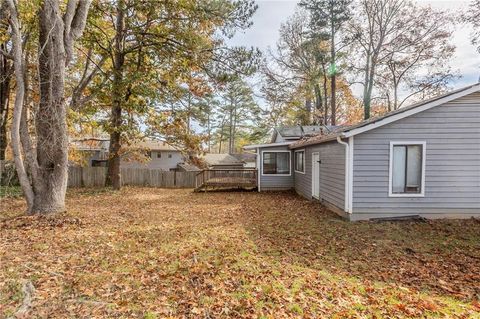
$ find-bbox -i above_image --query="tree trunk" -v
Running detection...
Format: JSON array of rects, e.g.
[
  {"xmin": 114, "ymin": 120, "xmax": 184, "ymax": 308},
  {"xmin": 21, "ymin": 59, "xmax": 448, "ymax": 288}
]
[
  {"xmin": 33, "ymin": 0, "xmax": 70, "ymax": 213},
  {"xmin": 305, "ymin": 96, "xmax": 312, "ymax": 125},
  {"xmin": 106, "ymin": 0, "xmax": 125, "ymax": 190},
  {"xmin": 321, "ymin": 67, "xmax": 328, "ymax": 125},
  {"xmin": 7, "ymin": 0, "xmax": 90, "ymax": 214},
  {"xmin": 228, "ymin": 101, "xmax": 233, "ymax": 153},
  {"xmin": 314, "ymin": 84, "xmax": 323, "ymax": 125},
  {"xmin": 207, "ymin": 112, "xmax": 211, "ymax": 153},
  {"xmin": 0, "ymin": 45, "xmax": 10, "ymax": 161},
  {"xmin": 330, "ymin": 9, "xmax": 336, "ymax": 126},
  {"xmin": 330, "ymin": 76, "xmax": 336, "ymax": 125},
  {"xmin": 231, "ymin": 104, "xmax": 237, "ymax": 154}
]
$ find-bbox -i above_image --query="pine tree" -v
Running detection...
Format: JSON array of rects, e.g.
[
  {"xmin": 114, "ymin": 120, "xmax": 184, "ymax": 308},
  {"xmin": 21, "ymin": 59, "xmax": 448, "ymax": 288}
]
[{"xmin": 300, "ymin": 0, "xmax": 351, "ymax": 125}]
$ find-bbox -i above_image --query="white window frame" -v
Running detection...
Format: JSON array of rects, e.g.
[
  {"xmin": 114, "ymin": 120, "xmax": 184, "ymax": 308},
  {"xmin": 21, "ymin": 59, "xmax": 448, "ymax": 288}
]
[
  {"xmin": 388, "ymin": 141, "xmax": 426, "ymax": 198},
  {"xmin": 261, "ymin": 150, "xmax": 291, "ymax": 176},
  {"xmin": 294, "ymin": 149, "xmax": 306, "ymax": 174},
  {"xmin": 311, "ymin": 152, "xmax": 320, "ymax": 199}
]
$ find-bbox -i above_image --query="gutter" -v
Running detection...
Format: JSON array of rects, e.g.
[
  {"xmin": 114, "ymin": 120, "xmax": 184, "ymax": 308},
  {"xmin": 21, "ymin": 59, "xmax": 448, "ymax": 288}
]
[{"xmin": 336, "ymin": 136, "xmax": 351, "ymax": 214}]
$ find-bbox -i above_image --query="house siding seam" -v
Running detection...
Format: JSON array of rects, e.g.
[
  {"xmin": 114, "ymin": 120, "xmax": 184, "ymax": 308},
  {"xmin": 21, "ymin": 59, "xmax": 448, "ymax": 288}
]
[
  {"xmin": 294, "ymin": 141, "xmax": 346, "ymax": 210},
  {"xmin": 351, "ymin": 92, "xmax": 480, "ymax": 220},
  {"xmin": 258, "ymin": 146, "xmax": 294, "ymax": 190}
]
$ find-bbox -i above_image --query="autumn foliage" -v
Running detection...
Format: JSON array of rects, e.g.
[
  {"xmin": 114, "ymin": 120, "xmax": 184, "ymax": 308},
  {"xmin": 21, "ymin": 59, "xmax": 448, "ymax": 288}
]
[{"xmin": 1, "ymin": 189, "xmax": 479, "ymax": 318}]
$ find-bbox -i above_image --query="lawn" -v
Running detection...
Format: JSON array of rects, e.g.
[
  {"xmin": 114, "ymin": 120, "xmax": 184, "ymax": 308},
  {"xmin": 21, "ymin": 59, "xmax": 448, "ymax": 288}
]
[{"xmin": 1, "ymin": 188, "xmax": 479, "ymax": 318}]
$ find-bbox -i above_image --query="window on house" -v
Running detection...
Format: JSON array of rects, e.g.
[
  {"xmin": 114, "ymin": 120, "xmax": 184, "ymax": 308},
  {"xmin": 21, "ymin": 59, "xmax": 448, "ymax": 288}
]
[
  {"xmin": 262, "ymin": 152, "xmax": 290, "ymax": 175},
  {"xmin": 157, "ymin": 152, "xmax": 162, "ymax": 158},
  {"xmin": 390, "ymin": 143, "xmax": 425, "ymax": 195},
  {"xmin": 168, "ymin": 154, "xmax": 172, "ymax": 158},
  {"xmin": 146, "ymin": 151, "xmax": 152, "ymax": 158},
  {"xmin": 294, "ymin": 150, "xmax": 305, "ymax": 173}
]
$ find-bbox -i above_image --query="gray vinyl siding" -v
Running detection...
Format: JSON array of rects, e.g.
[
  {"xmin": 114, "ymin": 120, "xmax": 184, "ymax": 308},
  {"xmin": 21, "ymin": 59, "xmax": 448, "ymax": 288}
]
[
  {"xmin": 351, "ymin": 92, "xmax": 480, "ymax": 220},
  {"xmin": 259, "ymin": 146, "xmax": 294, "ymax": 190},
  {"xmin": 294, "ymin": 141, "xmax": 346, "ymax": 210},
  {"xmin": 120, "ymin": 151, "xmax": 184, "ymax": 171}
]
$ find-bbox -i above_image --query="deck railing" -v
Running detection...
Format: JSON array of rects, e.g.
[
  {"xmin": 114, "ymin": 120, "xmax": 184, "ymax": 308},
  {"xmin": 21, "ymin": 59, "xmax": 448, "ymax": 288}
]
[{"xmin": 195, "ymin": 169, "xmax": 257, "ymax": 189}]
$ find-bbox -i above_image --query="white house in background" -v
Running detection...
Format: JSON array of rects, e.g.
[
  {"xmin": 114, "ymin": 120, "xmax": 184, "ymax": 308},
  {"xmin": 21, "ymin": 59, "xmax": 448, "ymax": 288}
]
[
  {"xmin": 245, "ymin": 83, "xmax": 480, "ymax": 221},
  {"xmin": 72, "ymin": 138, "xmax": 188, "ymax": 171}
]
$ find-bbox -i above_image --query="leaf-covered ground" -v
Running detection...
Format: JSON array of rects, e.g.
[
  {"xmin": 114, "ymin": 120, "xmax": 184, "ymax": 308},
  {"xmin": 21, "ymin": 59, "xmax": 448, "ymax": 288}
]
[{"xmin": 1, "ymin": 188, "xmax": 479, "ymax": 318}]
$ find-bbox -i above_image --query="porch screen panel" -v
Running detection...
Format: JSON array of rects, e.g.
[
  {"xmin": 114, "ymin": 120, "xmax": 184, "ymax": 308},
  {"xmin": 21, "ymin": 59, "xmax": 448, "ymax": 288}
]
[
  {"xmin": 263, "ymin": 152, "xmax": 276, "ymax": 174},
  {"xmin": 406, "ymin": 145, "xmax": 422, "ymax": 192},
  {"xmin": 392, "ymin": 146, "xmax": 406, "ymax": 193},
  {"xmin": 262, "ymin": 152, "xmax": 290, "ymax": 175},
  {"xmin": 276, "ymin": 152, "xmax": 290, "ymax": 174}
]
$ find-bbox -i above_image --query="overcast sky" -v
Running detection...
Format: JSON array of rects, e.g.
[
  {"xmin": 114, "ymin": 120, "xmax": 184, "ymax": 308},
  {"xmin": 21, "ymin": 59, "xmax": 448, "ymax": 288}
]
[{"xmin": 228, "ymin": 0, "xmax": 479, "ymax": 90}]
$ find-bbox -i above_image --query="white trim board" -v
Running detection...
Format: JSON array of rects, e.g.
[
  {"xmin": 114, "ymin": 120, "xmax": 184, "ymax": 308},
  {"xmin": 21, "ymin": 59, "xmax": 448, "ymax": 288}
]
[
  {"xmin": 294, "ymin": 149, "xmax": 306, "ymax": 174},
  {"xmin": 388, "ymin": 141, "xmax": 426, "ymax": 198},
  {"xmin": 311, "ymin": 152, "xmax": 320, "ymax": 200},
  {"xmin": 260, "ymin": 150, "xmax": 292, "ymax": 177},
  {"xmin": 348, "ymin": 137, "xmax": 354, "ymax": 214},
  {"xmin": 256, "ymin": 147, "xmax": 261, "ymax": 192},
  {"xmin": 244, "ymin": 141, "xmax": 293, "ymax": 150}
]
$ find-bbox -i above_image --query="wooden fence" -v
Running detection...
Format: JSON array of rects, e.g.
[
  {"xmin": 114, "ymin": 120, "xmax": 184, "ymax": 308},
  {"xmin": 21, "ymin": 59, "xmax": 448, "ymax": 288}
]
[
  {"xmin": 1, "ymin": 161, "xmax": 197, "ymax": 188},
  {"xmin": 67, "ymin": 167, "xmax": 197, "ymax": 188}
]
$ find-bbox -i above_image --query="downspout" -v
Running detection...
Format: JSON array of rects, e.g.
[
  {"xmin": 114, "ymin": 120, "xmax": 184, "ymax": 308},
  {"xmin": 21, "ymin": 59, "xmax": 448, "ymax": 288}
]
[
  {"xmin": 336, "ymin": 136, "xmax": 350, "ymax": 213},
  {"xmin": 256, "ymin": 147, "xmax": 261, "ymax": 192}
]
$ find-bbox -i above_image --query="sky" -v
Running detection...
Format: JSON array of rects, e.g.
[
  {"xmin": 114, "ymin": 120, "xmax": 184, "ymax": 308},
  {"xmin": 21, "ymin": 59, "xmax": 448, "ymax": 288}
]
[{"xmin": 227, "ymin": 0, "xmax": 480, "ymax": 94}]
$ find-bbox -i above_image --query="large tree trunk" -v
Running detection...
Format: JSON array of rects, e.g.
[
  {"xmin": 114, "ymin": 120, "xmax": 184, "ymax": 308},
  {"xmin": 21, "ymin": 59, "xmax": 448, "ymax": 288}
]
[
  {"xmin": 33, "ymin": 0, "xmax": 70, "ymax": 213},
  {"xmin": 0, "ymin": 45, "xmax": 11, "ymax": 161},
  {"xmin": 7, "ymin": 0, "xmax": 90, "ymax": 214},
  {"xmin": 106, "ymin": 0, "xmax": 125, "ymax": 190}
]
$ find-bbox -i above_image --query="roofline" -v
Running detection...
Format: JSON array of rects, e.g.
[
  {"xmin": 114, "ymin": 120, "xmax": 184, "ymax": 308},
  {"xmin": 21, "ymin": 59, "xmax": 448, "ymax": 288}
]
[
  {"xmin": 244, "ymin": 141, "xmax": 294, "ymax": 150},
  {"xmin": 290, "ymin": 83, "xmax": 480, "ymax": 149},
  {"xmin": 289, "ymin": 135, "xmax": 340, "ymax": 149}
]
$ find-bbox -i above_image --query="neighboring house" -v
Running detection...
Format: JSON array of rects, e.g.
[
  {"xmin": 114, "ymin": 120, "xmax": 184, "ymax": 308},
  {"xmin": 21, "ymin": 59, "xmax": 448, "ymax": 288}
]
[
  {"xmin": 202, "ymin": 153, "xmax": 245, "ymax": 169},
  {"xmin": 231, "ymin": 153, "xmax": 256, "ymax": 168},
  {"xmin": 121, "ymin": 140, "xmax": 185, "ymax": 171},
  {"xmin": 177, "ymin": 162, "xmax": 201, "ymax": 172},
  {"xmin": 72, "ymin": 138, "xmax": 187, "ymax": 171},
  {"xmin": 71, "ymin": 137, "xmax": 110, "ymax": 167},
  {"xmin": 245, "ymin": 84, "xmax": 480, "ymax": 221}
]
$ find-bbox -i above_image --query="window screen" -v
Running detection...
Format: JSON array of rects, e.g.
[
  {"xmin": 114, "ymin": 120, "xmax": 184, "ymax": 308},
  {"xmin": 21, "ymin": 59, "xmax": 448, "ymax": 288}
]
[
  {"xmin": 295, "ymin": 151, "xmax": 305, "ymax": 173},
  {"xmin": 262, "ymin": 152, "xmax": 290, "ymax": 175}
]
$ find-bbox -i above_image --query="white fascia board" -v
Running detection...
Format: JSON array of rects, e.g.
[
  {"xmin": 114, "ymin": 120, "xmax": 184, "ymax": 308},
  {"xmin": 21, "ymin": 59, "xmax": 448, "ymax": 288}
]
[{"xmin": 244, "ymin": 142, "xmax": 293, "ymax": 150}]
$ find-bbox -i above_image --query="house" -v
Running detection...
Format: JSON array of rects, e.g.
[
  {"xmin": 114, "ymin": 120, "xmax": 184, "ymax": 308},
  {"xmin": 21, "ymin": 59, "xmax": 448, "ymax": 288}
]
[
  {"xmin": 245, "ymin": 84, "xmax": 480, "ymax": 221},
  {"xmin": 71, "ymin": 137, "xmax": 110, "ymax": 167},
  {"xmin": 202, "ymin": 153, "xmax": 245, "ymax": 169},
  {"xmin": 72, "ymin": 138, "xmax": 187, "ymax": 171},
  {"xmin": 231, "ymin": 153, "xmax": 256, "ymax": 168},
  {"xmin": 177, "ymin": 162, "xmax": 201, "ymax": 172},
  {"xmin": 121, "ymin": 140, "xmax": 185, "ymax": 171}
]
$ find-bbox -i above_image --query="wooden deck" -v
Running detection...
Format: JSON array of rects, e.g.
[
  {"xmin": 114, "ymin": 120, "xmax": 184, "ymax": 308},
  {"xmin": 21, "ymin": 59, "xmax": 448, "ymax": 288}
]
[{"xmin": 195, "ymin": 169, "xmax": 257, "ymax": 192}]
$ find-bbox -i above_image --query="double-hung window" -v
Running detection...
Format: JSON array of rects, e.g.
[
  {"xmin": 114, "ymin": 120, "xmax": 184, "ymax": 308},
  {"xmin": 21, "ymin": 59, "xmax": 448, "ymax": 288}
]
[
  {"xmin": 294, "ymin": 150, "xmax": 305, "ymax": 173},
  {"xmin": 262, "ymin": 151, "xmax": 290, "ymax": 175},
  {"xmin": 389, "ymin": 142, "xmax": 426, "ymax": 196}
]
